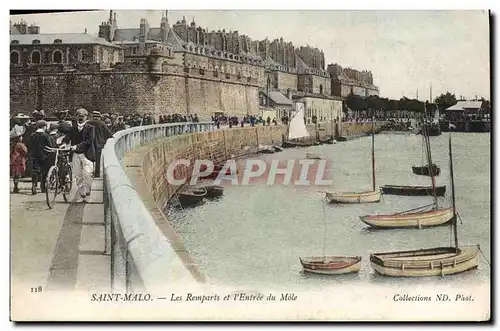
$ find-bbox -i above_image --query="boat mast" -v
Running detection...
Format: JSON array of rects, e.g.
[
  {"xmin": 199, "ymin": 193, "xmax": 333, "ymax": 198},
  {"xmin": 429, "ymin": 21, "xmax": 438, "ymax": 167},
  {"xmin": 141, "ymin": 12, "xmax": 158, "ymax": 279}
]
[
  {"xmin": 371, "ymin": 116, "xmax": 376, "ymax": 192},
  {"xmin": 330, "ymin": 107, "xmax": 334, "ymax": 140},
  {"xmin": 449, "ymin": 133, "xmax": 459, "ymax": 250},
  {"xmin": 423, "ymin": 112, "xmax": 438, "ymax": 208}
]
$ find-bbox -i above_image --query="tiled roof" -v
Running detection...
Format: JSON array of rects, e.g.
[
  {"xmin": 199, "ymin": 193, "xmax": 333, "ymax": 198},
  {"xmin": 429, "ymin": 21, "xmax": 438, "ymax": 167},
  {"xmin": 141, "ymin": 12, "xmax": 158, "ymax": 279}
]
[
  {"xmin": 260, "ymin": 90, "xmax": 293, "ymax": 106},
  {"xmin": 10, "ymin": 33, "xmax": 121, "ymax": 48},
  {"xmin": 166, "ymin": 29, "xmax": 185, "ymax": 51},
  {"xmin": 113, "ymin": 28, "xmax": 163, "ymax": 42},
  {"xmin": 446, "ymin": 101, "xmax": 483, "ymax": 111}
]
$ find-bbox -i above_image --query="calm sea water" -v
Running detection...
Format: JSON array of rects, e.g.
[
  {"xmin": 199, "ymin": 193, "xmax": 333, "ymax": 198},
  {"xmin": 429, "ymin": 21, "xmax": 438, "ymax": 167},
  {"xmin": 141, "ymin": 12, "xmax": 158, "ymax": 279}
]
[{"xmin": 165, "ymin": 132, "xmax": 491, "ymax": 289}]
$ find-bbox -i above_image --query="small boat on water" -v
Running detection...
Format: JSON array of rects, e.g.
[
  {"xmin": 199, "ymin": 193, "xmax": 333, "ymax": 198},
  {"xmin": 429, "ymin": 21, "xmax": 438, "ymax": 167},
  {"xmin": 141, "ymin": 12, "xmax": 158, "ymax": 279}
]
[
  {"xmin": 325, "ymin": 119, "xmax": 381, "ymax": 204},
  {"xmin": 319, "ymin": 136, "xmax": 335, "ymax": 144},
  {"xmin": 369, "ymin": 131, "xmax": 480, "ymax": 277},
  {"xmin": 360, "ymin": 122, "xmax": 450, "ymax": 229},
  {"xmin": 370, "ymin": 246, "xmax": 480, "ymax": 277},
  {"xmin": 305, "ymin": 152, "xmax": 321, "ymax": 160},
  {"xmin": 299, "ymin": 256, "xmax": 362, "ymax": 275},
  {"xmin": 282, "ymin": 103, "xmax": 318, "ymax": 148},
  {"xmin": 412, "ymin": 164, "xmax": 441, "ymax": 176},
  {"xmin": 326, "ymin": 190, "xmax": 381, "ymax": 203},
  {"xmin": 177, "ymin": 187, "xmax": 207, "ymax": 207},
  {"xmin": 360, "ymin": 206, "xmax": 454, "ymax": 229},
  {"xmin": 300, "ymin": 196, "xmax": 361, "ymax": 275},
  {"xmin": 203, "ymin": 185, "xmax": 224, "ymax": 198},
  {"xmin": 381, "ymin": 184, "xmax": 446, "ymax": 197}
]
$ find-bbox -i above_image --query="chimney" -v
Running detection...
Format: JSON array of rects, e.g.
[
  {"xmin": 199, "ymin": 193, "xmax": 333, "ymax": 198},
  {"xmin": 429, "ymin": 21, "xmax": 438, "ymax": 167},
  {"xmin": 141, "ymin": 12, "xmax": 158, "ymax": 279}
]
[
  {"xmin": 84, "ymin": 28, "xmax": 87, "ymax": 34},
  {"xmin": 287, "ymin": 88, "xmax": 292, "ymax": 100}
]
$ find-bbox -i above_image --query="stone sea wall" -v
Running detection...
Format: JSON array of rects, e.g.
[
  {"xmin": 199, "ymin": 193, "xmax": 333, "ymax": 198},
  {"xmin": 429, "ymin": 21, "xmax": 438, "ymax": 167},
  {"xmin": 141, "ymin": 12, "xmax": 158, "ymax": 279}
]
[{"xmin": 126, "ymin": 121, "xmax": 384, "ymax": 210}]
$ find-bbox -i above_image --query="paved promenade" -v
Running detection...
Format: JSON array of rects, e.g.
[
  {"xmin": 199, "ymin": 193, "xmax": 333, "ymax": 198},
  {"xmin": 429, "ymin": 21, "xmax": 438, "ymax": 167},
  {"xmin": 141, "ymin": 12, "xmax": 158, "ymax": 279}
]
[{"xmin": 10, "ymin": 177, "xmax": 110, "ymax": 294}]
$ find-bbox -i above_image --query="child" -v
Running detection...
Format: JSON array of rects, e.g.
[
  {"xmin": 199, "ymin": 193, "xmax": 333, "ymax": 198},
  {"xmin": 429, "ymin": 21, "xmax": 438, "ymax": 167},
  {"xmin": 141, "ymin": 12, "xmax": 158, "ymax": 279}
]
[{"xmin": 10, "ymin": 127, "xmax": 28, "ymax": 193}]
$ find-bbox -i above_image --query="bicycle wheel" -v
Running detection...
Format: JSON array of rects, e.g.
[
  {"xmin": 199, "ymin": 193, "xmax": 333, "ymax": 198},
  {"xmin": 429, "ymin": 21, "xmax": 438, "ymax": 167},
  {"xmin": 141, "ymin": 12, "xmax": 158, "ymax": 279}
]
[
  {"xmin": 62, "ymin": 164, "xmax": 73, "ymax": 202},
  {"xmin": 45, "ymin": 166, "xmax": 59, "ymax": 209}
]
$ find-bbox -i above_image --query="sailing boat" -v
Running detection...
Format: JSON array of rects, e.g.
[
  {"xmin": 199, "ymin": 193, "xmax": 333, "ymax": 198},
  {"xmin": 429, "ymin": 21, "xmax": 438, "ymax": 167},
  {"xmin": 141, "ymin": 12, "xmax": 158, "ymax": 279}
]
[
  {"xmin": 325, "ymin": 118, "xmax": 381, "ymax": 203},
  {"xmin": 382, "ymin": 118, "xmax": 446, "ymax": 196},
  {"xmin": 300, "ymin": 197, "xmax": 362, "ymax": 275},
  {"xmin": 370, "ymin": 133, "xmax": 480, "ymax": 277},
  {"xmin": 360, "ymin": 122, "xmax": 452, "ymax": 229},
  {"xmin": 282, "ymin": 103, "xmax": 318, "ymax": 148}
]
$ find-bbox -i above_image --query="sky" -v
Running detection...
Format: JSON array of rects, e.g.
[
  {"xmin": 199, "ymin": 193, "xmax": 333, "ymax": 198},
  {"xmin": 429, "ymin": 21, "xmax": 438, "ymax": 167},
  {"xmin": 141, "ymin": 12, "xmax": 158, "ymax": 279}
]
[{"xmin": 10, "ymin": 10, "xmax": 491, "ymax": 101}]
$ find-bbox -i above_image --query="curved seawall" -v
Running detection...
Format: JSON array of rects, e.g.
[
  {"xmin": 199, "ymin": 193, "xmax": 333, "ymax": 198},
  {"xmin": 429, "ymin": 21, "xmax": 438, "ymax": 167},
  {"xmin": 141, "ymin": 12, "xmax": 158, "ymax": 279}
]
[{"xmin": 120, "ymin": 121, "xmax": 385, "ymax": 286}]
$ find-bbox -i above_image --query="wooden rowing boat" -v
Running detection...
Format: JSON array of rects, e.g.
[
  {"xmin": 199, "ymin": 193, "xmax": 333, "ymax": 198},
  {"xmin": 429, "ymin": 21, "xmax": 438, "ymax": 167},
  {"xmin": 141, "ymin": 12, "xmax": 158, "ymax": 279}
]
[
  {"xmin": 299, "ymin": 256, "xmax": 362, "ymax": 275},
  {"xmin": 177, "ymin": 187, "xmax": 207, "ymax": 207},
  {"xmin": 362, "ymin": 117, "xmax": 449, "ymax": 228},
  {"xmin": 326, "ymin": 190, "xmax": 382, "ymax": 203},
  {"xmin": 360, "ymin": 207, "xmax": 453, "ymax": 229},
  {"xmin": 380, "ymin": 184, "xmax": 446, "ymax": 196},
  {"xmin": 370, "ymin": 246, "xmax": 480, "ymax": 277},
  {"xmin": 305, "ymin": 152, "xmax": 321, "ymax": 160},
  {"xmin": 412, "ymin": 164, "xmax": 441, "ymax": 176},
  {"xmin": 203, "ymin": 185, "xmax": 224, "ymax": 198},
  {"xmin": 369, "ymin": 130, "xmax": 480, "ymax": 277},
  {"xmin": 325, "ymin": 119, "xmax": 381, "ymax": 204},
  {"xmin": 299, "ymin": 198, "xmax": 361, "ymax": 276}
]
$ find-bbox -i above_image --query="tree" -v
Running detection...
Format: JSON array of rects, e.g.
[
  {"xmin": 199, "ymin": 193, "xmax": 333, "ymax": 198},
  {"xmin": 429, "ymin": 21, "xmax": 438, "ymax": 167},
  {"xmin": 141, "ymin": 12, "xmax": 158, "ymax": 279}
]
[{"xmin": 434, "ymin": 92, "xmax": 457, "ymax": 111}]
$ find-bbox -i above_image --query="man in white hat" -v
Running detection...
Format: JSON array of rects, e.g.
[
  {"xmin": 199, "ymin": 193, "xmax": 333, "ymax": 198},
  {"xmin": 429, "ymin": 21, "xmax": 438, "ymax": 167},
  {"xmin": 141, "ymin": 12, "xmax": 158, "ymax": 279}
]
[{"xmin": 65, "ymin": 108, "xmax": 96, "ymax": 202}]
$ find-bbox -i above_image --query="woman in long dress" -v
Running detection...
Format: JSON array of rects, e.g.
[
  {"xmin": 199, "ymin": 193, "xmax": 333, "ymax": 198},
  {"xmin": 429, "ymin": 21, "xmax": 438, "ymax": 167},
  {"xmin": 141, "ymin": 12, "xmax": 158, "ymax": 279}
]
[{"xmin": 10, "ymin": 127, "xmax": 28, "ymax": 194}]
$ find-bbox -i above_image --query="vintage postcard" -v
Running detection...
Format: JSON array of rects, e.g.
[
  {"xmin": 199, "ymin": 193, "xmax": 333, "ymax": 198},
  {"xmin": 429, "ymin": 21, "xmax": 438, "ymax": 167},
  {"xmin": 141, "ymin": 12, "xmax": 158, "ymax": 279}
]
[{"xmin": 9, "ymin": 8, "xmax": 491, "ymax": 321}]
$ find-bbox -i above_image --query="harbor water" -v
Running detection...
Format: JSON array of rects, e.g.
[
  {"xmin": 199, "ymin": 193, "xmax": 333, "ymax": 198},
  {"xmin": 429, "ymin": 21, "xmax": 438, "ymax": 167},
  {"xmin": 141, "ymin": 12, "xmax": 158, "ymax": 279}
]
[{"xmin": 165, "ymin": 132, "xmax": 491, "ymax": 289}]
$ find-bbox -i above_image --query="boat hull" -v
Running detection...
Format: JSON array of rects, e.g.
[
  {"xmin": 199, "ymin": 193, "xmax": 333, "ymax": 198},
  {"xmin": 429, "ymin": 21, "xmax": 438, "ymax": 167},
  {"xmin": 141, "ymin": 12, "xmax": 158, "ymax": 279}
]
[
  {"xmin": 326, "ymin": 190, "xmax": 381, "ymax": 203},
  {"xmin": 412, "ymin": 164, "xmax": 441, "ymax": 176},
  {"xmin": 370, "ymin": 246, "xmax": 480, "ymax": 277},
  {"xmin": 360, "ymin": 207, "xmax": 453, "ymax": 229},
  {"xmin": 381, "ymin": 185, "xmax": 446, "ymax": 196},
  {"xmin": 282, "ymin": 140, "xmax": 319, "ymax": 148},
  {"xmin": 305, "ymin": 153, "xmax": 321, "ymax": 160},
  {"xmin": 300, "ymin": 256, "xmax": 362, "ymax": 275},
  {"xmin": 178, "ymin": 191, "xmax": 206, "ymax": 207},
  {"xmin": 204, "ymin": 185, "xmax": 224, "ymax": 198}
]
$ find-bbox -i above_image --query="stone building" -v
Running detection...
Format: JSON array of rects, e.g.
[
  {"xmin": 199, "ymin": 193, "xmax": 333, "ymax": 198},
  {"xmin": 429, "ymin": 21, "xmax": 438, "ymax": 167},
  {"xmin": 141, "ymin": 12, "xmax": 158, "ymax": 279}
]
[
  {"xmin": 10, "ymin": 10, "xmax": 360, "ymax": 122},
  {"xmin": 327, "ymin": 63, "xmax": 379, "ymax": 98},
  {"xmin": 10, "ymin": 25, "xmax": 123, "ymax": 67}
]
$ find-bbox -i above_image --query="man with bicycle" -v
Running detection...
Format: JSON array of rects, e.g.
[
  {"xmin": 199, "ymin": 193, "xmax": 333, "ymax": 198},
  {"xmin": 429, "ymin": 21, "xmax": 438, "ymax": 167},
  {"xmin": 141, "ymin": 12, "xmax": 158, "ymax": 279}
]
[{"xmin": 64, "ymin": 108, "xmax": 96, "ymax": 203}]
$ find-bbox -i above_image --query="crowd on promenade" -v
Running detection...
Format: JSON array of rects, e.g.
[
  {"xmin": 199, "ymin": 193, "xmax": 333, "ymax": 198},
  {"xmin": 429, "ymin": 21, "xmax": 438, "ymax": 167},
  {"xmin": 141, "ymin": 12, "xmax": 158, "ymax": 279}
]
[{"xmin": 10, "ymin": 109, "xmax": 114, "ymax": 202}]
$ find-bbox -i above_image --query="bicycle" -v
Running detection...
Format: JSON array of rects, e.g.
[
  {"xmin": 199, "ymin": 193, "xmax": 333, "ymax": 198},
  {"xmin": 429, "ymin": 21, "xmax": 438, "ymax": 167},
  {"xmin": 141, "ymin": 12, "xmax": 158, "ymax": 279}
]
[{"xmin": 45, "ymin": 146, "xmax": 73, "ymax": 209}]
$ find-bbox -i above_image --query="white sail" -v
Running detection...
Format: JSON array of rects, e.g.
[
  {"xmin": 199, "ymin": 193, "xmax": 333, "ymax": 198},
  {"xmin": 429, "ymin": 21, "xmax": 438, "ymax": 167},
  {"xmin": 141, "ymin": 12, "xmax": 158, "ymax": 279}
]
[
  {"xmin": 288, "ymin": 102, "xmax": 310, "ymax": 140},
  {"xmin": 433, "ymin": 107, "xmax": 440, "ymax": 123}
]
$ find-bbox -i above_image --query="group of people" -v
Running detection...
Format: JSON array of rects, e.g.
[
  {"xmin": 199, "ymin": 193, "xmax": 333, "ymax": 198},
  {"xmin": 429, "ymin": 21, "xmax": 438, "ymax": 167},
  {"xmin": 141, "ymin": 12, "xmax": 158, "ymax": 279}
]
[
  {"xmin": 10, "ymin": 109, "xmax": 113, "ymax": 202},
  {"xmin": 159, "ymin": 113, "xmax": 200, "ymax": 124},
  {"xmin": 212, "ymin": 115, "xmax": 279, "ymax": 129}
]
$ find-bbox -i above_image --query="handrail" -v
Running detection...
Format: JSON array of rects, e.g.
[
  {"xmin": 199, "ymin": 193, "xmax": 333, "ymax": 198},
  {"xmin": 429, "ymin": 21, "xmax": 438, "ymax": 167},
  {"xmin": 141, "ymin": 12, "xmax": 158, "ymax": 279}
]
[{"xmin": 102, "ymin": 122, "xmax": 214, "ymax": 293}]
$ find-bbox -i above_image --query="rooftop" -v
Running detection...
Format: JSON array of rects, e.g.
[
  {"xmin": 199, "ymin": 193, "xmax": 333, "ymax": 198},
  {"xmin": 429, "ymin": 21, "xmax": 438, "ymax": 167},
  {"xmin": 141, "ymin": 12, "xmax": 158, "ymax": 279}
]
[
  {"xmin": 10, "ymin": 33, "xmax": 121, "ymax": 48},
  {"xmin": 446, "ymin": 101, "xmax": 483, "ymax": 111}
]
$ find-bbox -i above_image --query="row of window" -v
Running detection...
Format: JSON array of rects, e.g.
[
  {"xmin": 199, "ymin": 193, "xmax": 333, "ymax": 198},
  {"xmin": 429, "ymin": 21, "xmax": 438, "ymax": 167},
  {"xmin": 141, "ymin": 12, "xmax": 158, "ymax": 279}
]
[
  {"xmin": 183, "ymin": 67, "xmax": 252, "ymax": 81},
  {"xmin": 10, "ymin": 49, "xmax": 88, "ymax": 64},
  {"xmin": 11, "ymin": 39, "xmax": 63, "ymax": 45}
]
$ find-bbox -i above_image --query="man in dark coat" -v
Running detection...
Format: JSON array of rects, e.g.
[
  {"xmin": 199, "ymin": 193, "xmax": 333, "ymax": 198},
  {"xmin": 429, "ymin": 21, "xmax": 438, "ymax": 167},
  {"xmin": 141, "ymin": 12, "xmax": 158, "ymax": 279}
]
[
  {"xmin": 29, "ymin": 120, "xmax": 54, "ymax": 195},
  {"xmin": 65, "ymin": 108, "xmax": 96, "ymax": 203},
  {"xmin": 88, "ymin": 111, "xmax": 113, "ymax": 178},
  {"xmin": 22, "ymin": 110, "xmax": 40, "ymax": 179}
]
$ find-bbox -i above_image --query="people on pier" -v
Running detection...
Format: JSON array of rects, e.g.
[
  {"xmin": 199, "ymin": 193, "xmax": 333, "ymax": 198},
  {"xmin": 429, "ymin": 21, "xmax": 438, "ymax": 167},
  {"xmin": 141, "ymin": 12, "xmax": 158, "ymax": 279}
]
[
  {"xmin": 65, "ymin": 108, "xmax": 96, "ymax": 203},
  {"xmin": 89, "ymin": 111, "xmax": 114, "ymax": 178},
  {"xmin": 29, "ymin": 120, "xmax": 54, "ymax": 195},
  {"xmin": 10, "ymin": 126, "xmax": 28, "ymax": 194}
]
